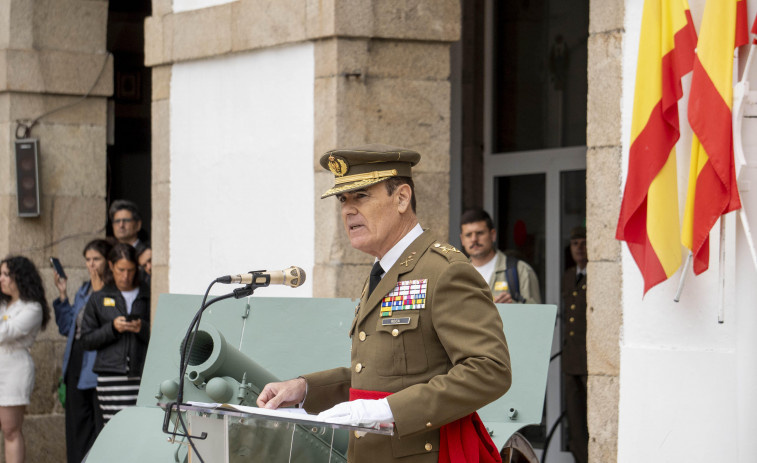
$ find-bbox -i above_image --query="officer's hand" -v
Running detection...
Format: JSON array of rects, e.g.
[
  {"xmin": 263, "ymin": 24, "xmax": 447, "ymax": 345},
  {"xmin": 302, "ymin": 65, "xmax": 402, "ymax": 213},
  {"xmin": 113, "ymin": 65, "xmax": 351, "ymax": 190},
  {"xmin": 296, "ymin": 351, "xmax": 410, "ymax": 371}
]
[
  {"xmin": 317, "ymin": 399, "xmax": 394, "ymax": 427},
  {"xmin": 256, "ymin": 377, "xmax": 307, "ymax": 409},
  {"xmin": 494, "ymin": 291, "xmax": 513, "ymax": 304}
]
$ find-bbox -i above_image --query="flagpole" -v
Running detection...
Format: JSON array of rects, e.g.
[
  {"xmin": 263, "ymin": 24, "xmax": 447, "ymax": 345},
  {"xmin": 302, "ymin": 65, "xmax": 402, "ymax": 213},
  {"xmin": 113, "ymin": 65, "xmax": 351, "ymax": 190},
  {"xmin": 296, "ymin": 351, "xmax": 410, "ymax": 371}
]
[
  {"xmin": 733, "ymin": 42, "xmax": 757, "ymax": 272},
  {"xmin": 718, "ymin": 219, "xmax": 727, "ymax": 323},
  {"xmin": 673, "ymin": 252, "xmax": 692, "ymax": 303}
]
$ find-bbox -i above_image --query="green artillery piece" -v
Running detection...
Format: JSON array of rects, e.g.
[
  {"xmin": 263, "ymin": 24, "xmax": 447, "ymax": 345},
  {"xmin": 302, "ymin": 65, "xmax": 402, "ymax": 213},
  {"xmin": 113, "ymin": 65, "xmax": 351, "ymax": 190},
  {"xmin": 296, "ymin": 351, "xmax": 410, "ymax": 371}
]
[
  {"xmin": 85, "ymin": 294, "xmax": 556, "ymax": 462},
  {"xmin": 164, "ymin": 323, "xmax": 279, "ymax": 403}
]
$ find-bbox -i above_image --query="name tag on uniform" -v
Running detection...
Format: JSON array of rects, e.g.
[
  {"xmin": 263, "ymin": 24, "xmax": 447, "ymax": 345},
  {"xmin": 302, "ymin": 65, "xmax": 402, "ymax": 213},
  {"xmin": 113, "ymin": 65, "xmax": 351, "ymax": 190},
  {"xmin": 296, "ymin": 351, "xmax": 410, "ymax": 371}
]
[
  {"xmin": 382, "ymin": 317, "xmax": 411, "ymax": 325},
  {"xmin": 104, "ymin": 297, "xmax": 116, "ymax": 307}
]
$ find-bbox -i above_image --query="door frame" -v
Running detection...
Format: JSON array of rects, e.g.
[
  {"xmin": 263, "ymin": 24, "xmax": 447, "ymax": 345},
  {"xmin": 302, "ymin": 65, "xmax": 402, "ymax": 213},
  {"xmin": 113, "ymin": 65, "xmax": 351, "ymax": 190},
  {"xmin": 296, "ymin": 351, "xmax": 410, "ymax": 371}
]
[{"xmin": 483, "ymin": 147, "xmax": 587, "ymax": 306}]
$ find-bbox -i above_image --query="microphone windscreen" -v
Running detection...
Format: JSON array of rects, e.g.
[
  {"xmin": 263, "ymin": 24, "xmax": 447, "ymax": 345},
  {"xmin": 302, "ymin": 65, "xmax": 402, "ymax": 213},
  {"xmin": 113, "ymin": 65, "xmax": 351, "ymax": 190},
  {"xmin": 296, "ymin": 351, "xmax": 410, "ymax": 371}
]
[{"xmin": 287, "ymin": 266, "xmax": 306, "ymax": 287}]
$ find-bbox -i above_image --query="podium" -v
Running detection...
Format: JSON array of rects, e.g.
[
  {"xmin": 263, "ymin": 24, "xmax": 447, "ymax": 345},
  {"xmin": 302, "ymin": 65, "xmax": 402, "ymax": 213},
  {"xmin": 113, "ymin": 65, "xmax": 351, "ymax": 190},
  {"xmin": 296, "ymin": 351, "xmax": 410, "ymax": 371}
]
[{"xmin": 172, "ymin": 403, "xmax": 392, "ymax": 463}]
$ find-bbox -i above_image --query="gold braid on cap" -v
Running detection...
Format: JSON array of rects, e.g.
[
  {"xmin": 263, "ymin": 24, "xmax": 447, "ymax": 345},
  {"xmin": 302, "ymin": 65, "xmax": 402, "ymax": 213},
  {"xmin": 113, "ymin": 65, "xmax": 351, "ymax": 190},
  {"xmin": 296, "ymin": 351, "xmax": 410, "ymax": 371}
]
[{"xmin": 333, "ymin": 169, "xmax": 399, "ymax": 185}]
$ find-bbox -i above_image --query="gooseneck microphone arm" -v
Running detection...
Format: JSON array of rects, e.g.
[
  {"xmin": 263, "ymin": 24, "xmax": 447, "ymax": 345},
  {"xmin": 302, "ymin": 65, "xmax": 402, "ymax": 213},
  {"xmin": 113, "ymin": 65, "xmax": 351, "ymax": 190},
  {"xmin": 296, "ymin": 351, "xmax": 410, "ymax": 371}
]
[{"xmin": 164, "ymin": 280, "xmax": 238, "ymax": 463}]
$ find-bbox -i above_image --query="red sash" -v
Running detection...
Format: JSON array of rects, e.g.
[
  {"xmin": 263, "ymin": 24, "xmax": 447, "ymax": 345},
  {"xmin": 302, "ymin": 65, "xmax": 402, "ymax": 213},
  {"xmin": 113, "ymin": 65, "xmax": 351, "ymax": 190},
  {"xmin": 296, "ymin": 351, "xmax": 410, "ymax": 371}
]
[{"xmin": 349, "ymin": 388, "xmax": 502, "ymax": 463}]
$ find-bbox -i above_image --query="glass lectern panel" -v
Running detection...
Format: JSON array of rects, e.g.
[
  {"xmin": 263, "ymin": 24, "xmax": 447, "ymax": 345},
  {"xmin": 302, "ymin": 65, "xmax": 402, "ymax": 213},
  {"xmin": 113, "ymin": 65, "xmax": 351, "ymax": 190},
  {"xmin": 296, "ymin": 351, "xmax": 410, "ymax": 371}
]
[{"xmin": 180, "ymin": 404, "xmax": 391, "ymax": 463}]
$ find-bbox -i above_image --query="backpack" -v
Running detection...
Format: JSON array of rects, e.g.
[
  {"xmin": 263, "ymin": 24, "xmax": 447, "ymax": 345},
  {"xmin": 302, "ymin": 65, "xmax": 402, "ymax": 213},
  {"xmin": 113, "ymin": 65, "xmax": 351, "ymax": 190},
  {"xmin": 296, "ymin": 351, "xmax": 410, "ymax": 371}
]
[{"xmin": 504, "ymin": 255, "xmax": 525, "ymax": 303}]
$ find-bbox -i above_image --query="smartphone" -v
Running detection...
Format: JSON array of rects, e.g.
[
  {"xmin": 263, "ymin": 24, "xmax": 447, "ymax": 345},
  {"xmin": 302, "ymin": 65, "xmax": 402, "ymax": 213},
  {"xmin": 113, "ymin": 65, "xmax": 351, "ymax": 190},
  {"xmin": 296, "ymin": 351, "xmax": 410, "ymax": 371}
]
[
  {"xmin": 50, "ymin": 257, "xmax": 67, "ymax": 279},
  {"xmin": 125, "ymin": 314, "xmax": 140, "ymax": 322}
]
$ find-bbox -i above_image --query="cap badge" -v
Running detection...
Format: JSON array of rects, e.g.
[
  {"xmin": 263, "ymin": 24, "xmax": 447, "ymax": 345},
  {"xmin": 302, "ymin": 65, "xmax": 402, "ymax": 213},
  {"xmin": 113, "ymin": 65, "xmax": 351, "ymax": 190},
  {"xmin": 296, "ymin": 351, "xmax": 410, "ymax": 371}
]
[{"xmin": 328, "ymin": 155, "xmax": 349, "ymax": 177}]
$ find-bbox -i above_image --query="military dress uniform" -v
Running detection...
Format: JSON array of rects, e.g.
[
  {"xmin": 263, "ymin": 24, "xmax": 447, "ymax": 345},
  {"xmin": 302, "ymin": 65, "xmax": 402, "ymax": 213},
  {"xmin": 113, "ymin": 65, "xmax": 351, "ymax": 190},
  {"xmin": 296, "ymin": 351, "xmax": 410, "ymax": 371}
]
[
  {"xmin": 303, "ymin": 230, "xmax": 511, "ymax": 462},
  {"xmin": 561, "ymin": 266, "xmax": 587, "ymax": 463},
  {"xmin": 302, "ymin": 144, "xmax": 512, "ymax": 462}
]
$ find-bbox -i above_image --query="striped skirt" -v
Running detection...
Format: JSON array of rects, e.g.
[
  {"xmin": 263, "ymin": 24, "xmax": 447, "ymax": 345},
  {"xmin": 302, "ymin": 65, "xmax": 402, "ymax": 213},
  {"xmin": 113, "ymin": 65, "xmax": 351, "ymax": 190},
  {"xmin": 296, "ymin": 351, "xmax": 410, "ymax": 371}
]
[{"xmin": 96, "ymin": 375, "xmax": 141, "ymax": 424}]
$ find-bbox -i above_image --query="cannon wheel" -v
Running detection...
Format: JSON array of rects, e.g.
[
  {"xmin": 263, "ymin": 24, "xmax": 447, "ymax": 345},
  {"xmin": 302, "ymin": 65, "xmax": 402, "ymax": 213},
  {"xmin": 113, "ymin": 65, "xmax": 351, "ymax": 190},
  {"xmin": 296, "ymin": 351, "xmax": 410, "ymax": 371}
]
[{"xmin": 500, "ymin": 432, "xmax": 539, "ymax": 463}]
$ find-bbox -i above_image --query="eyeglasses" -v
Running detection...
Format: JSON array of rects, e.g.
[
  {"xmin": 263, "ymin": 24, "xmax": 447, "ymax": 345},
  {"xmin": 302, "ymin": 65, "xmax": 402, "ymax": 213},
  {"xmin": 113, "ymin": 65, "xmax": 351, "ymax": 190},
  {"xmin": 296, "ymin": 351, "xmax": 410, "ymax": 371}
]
[{"xmin": 113, "ymin": 218, "xmax": 135, "ymax": 225}]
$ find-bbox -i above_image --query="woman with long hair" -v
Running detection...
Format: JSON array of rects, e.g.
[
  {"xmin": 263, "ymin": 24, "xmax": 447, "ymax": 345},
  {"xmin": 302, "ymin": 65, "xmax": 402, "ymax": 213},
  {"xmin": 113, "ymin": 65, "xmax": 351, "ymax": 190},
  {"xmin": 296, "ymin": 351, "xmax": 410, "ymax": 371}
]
[
  {"xmin": 80, "ymin": 243, "xmax": 150, "ymax": 424},
  {"xmin": 53, "ymin": 239, "xmax": 113, "ymax": 461},
  {"xmin": 0, "ymin": 256, "xmax": 50, "ymax": 463}
]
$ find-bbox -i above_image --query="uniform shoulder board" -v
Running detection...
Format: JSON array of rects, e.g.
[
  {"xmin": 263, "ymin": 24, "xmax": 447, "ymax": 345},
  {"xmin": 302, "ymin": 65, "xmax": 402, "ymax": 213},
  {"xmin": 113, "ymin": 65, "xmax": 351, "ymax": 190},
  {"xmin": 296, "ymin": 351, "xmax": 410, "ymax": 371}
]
[{"xmin": 430, "ymin": 242, "xmax": 466, "ymax": 262}]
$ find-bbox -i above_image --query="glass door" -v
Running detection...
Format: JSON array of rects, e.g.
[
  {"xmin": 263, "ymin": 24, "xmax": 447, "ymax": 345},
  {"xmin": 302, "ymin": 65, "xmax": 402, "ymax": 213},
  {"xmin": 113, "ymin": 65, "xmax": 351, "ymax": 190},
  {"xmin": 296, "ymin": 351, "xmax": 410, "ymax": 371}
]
[
  {"xmin": 484, "ymin": 148, "xmax": 586, "ymax": 306},
  {"xmin": 485, "ymin": 148, "xmax": 585, "ymax": 463},
  {"xmin": 457, "ymin": 0, "xmax": 590, "ymax": 458}
]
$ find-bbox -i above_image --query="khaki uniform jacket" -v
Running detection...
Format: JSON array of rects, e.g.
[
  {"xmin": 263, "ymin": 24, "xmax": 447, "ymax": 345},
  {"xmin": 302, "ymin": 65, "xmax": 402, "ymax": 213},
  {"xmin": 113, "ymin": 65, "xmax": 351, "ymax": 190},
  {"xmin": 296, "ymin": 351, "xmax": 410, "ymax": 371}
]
[
  {"xmin": 488, "ymin": 250, "xmax": 542, "ymax": 304},
  {"xmin": 561, "ymin": 267, "xmax": 586, "ymax": 375},
  {"xmin": 303, "ymin": 230, "xmax": 512, "ymax": 462}
]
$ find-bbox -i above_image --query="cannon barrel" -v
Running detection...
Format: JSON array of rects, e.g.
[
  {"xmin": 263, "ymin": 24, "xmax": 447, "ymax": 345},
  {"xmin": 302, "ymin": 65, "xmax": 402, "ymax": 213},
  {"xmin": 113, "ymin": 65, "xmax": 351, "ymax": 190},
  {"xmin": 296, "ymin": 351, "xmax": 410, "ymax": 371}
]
[{"xmin": 184, "ymin": 324, "xmax": 279, "ymax": 396}]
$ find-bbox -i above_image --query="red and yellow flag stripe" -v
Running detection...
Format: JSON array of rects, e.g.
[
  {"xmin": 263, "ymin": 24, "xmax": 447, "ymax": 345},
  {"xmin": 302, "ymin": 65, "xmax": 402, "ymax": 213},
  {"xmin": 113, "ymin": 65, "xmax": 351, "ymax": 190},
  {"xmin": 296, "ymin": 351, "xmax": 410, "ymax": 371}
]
[
  {"xmin": 616, "ymin": 0, "xmax": 696, "ymax": 294},
  {"xmin": 681, "ymin": 0, "xmax": 748, "ymax": 275}
]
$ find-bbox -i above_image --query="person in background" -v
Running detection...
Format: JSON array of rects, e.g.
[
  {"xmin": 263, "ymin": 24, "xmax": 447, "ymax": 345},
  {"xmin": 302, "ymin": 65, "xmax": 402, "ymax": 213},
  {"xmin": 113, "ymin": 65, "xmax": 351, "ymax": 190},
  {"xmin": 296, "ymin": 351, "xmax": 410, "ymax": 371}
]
[
  {"xmin": 0, "ymin": 256, "xmax": 50, "ymax": 463},
  {"xmin": 53, "ymin": 239, "xmax": 113, "ymax": 461},
  {"xmin": 561, "ymin": 226, "xmax": 588, "ymax": 463},
  {"xmin": 108, "ymin": 200, "xmax": 145, "ymax": 254},
  {"xmin": 137, "ymin": 245, "xmax": 151, "ymax": 286},
  {"xmin": 80, "ymin": 244, "xmax": 150, "ymax": 425},
  {"xmin": 460, "ymin": 208, "xmax": 542, "ymax": 304}
]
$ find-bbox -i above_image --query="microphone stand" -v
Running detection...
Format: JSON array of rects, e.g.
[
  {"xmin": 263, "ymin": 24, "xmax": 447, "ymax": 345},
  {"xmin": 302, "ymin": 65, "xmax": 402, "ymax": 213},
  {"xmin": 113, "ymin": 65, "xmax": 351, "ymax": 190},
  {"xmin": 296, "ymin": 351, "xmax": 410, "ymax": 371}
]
[{"xmin": 162, "ymin": 275, "xmax": 274, "ymax": 462}]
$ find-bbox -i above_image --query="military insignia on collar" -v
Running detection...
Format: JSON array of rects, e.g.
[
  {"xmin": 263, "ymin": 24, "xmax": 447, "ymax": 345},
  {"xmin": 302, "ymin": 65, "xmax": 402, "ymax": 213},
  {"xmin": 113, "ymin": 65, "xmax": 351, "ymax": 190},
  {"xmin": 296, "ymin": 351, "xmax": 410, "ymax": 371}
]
[
  {"xmin": 328, "ymin": 155, "xmax": 349, "ymax": 177},
  {"xmin": 104, "ymin": 297, "xmax": 116, "ymax": 307},
  {"xmin": 400, "ymin": 255, "xmax": 414, "ymax": 267},
  {"xmin": 433, "ymin": 243, "xmax": 461, "ymax": 254},
  {"xmin": 380, "ymin": 279, "xmax": 427, "ymax": 317}
]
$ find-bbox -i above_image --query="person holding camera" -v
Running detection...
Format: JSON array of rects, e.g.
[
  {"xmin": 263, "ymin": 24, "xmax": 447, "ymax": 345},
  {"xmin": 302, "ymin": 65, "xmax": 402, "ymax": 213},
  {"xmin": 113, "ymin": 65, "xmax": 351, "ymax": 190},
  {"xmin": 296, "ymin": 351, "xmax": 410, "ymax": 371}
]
[
  {"xmin": 53, "ymin": 239, "xmax": 113, "ymax": 462},
  {"xmin": 80, "ymin": 243, "xmax": 150, "ymax": 424}
]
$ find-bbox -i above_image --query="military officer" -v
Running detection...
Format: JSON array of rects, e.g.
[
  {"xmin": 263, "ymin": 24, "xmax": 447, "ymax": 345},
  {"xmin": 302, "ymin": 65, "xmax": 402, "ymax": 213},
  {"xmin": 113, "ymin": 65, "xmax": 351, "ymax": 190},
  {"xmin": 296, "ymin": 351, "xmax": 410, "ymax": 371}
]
[
  {"xmin": 257, "ymin": 144, "xmax": 512, "ymax": 462},
  {"xmin": 561, "ymin": 226, "xmax": 588, "ymax": 463}
]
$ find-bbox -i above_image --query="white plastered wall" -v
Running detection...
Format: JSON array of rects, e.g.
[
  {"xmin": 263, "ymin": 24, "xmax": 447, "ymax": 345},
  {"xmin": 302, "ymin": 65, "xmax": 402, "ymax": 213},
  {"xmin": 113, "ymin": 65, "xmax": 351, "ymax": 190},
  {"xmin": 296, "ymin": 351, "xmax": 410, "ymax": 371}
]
[
  {"xmin": 618, "ymin": 1, "xmax": 757, "ymax": 461},
  {"xmin": 173, "ymin": 0, "xmax": 234, "ymax": 13},
  {"xmin": 169, "ymin": 44, "xmax": 315, "ymax": 298}
]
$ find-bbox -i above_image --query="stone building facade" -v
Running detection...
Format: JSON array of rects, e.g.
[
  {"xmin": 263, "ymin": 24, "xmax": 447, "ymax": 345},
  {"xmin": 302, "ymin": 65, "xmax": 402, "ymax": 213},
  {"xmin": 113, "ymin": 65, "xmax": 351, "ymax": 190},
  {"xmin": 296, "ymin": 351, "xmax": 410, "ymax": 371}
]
[{"xmin": 5, "ymin": 0, "xmax": 756, "ymax": 462}]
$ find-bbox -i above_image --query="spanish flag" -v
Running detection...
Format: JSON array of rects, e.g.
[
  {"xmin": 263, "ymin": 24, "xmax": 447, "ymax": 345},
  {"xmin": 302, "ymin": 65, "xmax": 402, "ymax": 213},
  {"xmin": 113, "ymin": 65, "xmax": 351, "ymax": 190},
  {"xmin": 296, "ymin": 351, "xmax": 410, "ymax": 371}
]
[
  {"xmin": 681, "ymin": 0, "xmax": 749, "ymax": 275},
  {"xmin": 616, "ymin": 0, "xmax": 696, "ymax": 294}
]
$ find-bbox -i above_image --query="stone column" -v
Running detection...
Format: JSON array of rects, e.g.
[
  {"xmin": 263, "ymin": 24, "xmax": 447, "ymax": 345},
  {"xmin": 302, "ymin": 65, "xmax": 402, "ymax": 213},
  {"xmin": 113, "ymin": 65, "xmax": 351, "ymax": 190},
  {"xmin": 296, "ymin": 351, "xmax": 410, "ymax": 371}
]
[
  {"xmin": 0, "ymin": 0, "xmax": 112, "ymax": 460},
  {"xmin": 310, "ymin": 1, "xmax": 461, "ymax": 297},
  {"xmin": 586, "ymin": 0, "xmax": 625, "ymax": 461},
  {"xmin": 144, "ymin": 0, "xmax": 460, "ymax": 300}
]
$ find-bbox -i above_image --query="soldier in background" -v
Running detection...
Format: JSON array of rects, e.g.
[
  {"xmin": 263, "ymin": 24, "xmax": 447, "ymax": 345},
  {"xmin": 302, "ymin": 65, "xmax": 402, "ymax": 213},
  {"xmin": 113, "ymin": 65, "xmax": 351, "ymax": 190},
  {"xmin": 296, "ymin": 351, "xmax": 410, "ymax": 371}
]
[{"xmin": 561, "ymin": 226, "xmax": 588, "ymax": 463}]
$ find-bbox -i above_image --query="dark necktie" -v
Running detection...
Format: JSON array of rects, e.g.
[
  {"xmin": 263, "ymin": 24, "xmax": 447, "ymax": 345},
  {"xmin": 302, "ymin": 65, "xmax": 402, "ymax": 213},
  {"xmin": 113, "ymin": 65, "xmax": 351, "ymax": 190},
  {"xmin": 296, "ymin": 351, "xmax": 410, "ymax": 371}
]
[
  {"xmin": 576, "ymin": 272, "xmax": 584, "ymax": 285},
  {"xmin": 368, "ymin": 261, "xmax": 384, "ymax": 296}
]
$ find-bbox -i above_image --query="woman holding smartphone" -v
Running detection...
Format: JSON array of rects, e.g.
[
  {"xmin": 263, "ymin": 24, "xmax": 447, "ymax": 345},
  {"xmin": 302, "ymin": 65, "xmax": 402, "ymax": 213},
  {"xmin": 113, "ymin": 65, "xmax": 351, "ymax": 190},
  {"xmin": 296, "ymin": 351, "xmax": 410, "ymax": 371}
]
[
  {"xmin": 0, "ymin": 256, "xmax": 50, "ymax": 463},
  {"xmin": 80, "ymin": 243, "xmax": 150, "ymax": 424},
  {"xmin": 53, "ymin": 239, "xmax": 113, "ymax": 462}
]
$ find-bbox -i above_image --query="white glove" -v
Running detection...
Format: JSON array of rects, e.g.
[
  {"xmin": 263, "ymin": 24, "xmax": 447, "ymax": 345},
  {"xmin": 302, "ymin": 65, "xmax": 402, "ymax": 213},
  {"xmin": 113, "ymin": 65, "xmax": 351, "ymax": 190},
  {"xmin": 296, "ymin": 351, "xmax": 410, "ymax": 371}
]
[{"xmin": 317, "ymin": 398, "xmax": 394, "ymax": 427}]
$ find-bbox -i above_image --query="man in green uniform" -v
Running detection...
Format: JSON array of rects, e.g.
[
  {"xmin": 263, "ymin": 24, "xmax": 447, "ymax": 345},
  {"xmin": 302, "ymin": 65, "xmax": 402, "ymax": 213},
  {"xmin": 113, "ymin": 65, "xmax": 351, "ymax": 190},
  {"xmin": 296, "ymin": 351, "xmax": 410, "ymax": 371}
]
[
  {"xmin": 257, "ymin": 144, "xmax": 512, "ymax": 462},
  {"xmin": 561, "ymin": 226, "xmax": 588, "ymax": 463}
]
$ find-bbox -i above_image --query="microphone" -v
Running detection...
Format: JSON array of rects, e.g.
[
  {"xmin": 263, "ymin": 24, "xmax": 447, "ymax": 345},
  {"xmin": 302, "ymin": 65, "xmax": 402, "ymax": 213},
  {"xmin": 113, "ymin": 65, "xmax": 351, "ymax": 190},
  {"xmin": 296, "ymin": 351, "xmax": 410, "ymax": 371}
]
[{"xmin": 217, "ymin": 266, "xmax": 306, "ymax": 288}]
